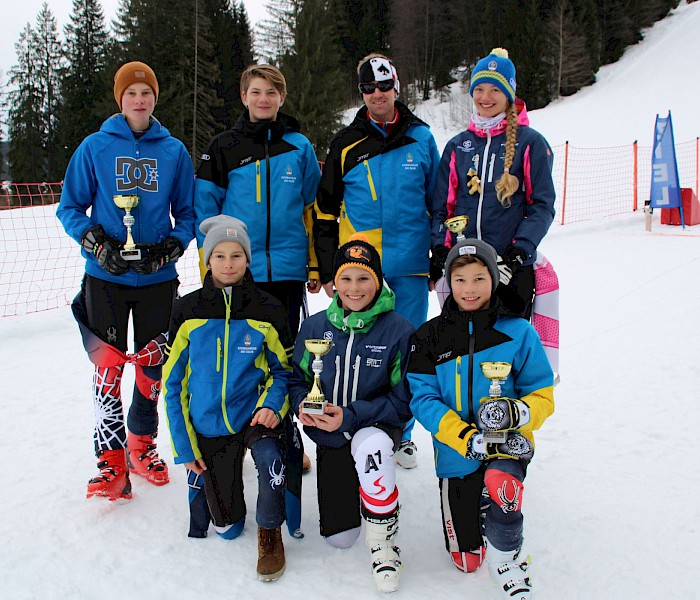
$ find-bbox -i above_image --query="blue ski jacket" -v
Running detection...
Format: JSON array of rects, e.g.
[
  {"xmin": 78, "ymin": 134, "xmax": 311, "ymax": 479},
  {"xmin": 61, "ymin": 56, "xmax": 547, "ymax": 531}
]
[
  {"xmin": 289, "ymin": 285, "xmax": 414, "ymax": 448},
  {"xmin": 57, "ymin": 114, "xmax": 195, "ymax": 286},
  {"xmin": 163, "ymin": 271, "xmax": 292, "ymax": 465},
  {"xmin": 313, "ymin": 101, "xmax": 440, "ymax": 283},
  {"xmin": 195, "ymin": 111, "xmax": 321, "ymax": 283},
  {"xmin": 407, "ymin": 298, "xmax": 554, "ymax": 479}
]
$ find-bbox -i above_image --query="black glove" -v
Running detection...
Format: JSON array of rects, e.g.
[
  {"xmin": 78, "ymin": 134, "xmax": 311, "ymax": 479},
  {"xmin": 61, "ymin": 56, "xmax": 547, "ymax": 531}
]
[
  {"xmin": 467, "ymin": 431, "xmax": 534, "ymax": 462},
  {"xmin": 132, "ymin": 236, "xmax": 184, "ymax": 275},
  {"xmin": 81, "ymin": 225, "xmax": 130, "ymax": 276},
  {"xmin": 477, "ymin": 398, "xmax": 530, "ymax": 432},
  {"xmin": 429, "ymin": 245, "xmax": 450, "ymax": 282},
  {"xmin": 497, "ymin": 244, "xmax": 527, "ymax": 286}
]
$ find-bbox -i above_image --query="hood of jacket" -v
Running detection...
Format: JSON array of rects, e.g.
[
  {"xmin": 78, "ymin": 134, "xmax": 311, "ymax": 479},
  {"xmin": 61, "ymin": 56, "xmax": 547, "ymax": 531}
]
[
  {"xmin": 233, "ymin": 110, "xmax": 301, "ymax": 143},
  {"xmin": 99, "ymin": 113, "xmax": 172, "ymax": 142}
]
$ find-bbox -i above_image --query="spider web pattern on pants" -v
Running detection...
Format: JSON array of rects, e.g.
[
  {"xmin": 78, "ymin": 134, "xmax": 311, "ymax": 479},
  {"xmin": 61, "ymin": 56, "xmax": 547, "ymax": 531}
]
[{"xmin": 92, "ymin": 365, "xmax": 126, "ymax": 452}]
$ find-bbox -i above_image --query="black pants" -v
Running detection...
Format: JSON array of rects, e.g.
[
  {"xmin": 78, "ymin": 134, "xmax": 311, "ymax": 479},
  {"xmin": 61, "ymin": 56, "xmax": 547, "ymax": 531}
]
[{"xmin": 84, "ymin": 274, "xmax": 177, "ymax": 444}]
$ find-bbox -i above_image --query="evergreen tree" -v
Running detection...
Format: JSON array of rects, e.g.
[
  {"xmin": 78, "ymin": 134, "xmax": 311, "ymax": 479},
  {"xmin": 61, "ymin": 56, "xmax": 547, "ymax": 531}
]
[
  {"xmin": 205, "ymin": 0, "xmax": 253, "ymax": 130},
  {"xmin": 281, "ymin": 0, "xmax": 345, "ymax": 156},
  {"xmin": 255, "ymin": 0, "xmax": 297, "ymax": 64},
  {"xmin": 7, "ymin": 24, "xmax": 45, "ymax": 183},
  {"xmin": 33, "ymin": 3, "xmax": 65, "ymax": 179},
  {"xmin": 59, "ymin": 0, "xmax": 110, "ymax": 167},
  {"xmin": 111, "ymin": 0, "xmax": 221, "ymax": 162}
]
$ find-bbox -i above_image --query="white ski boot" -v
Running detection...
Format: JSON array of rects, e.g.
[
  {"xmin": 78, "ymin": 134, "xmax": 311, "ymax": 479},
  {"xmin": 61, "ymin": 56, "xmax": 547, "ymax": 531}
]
[
  {"xmin": 364, "ymin": 510, "xmax": 402, "ymax": 593},
  {"xmin": 486, "ymin": 543, "xmax": 532, "ymax": 599},
  {"xmin": 395, "ymin": 440, "xmax": 418, "ymax": 469}
]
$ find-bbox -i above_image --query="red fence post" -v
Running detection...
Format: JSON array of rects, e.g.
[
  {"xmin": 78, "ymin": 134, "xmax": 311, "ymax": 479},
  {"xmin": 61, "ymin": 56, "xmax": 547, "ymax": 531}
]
[
  {"xmin": 633, "ymin": 140, "xmax": 638, "ymax": 211},
  {"xmin": 560, "ymin": 141, "xmax": 569, "ymax": 225}
]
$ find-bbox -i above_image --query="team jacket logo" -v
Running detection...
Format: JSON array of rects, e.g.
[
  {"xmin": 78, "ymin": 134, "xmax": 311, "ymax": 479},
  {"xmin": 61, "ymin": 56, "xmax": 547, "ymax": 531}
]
[
  {"xmin": 116, "ymin": 157, "xmax": 159, "ymax": 192},
  {"xmin": 458, "ymin": 140, "xmax": 473, "ymax": 153},
  {"xmin": 366, "ymin": 357, "xmax": 382, "ymax": 368}
]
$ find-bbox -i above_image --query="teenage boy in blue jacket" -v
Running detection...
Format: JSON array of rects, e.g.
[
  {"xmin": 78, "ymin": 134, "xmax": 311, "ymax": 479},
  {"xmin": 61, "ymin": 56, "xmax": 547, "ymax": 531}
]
[{"xmin": 57, "ymin": 61, "xmax": 195, "ymax": 501}]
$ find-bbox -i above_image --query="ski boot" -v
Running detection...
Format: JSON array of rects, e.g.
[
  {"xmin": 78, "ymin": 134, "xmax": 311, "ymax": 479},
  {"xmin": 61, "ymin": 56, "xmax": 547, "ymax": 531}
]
[
  {"xmin": 451, "ymin": 545, "xmax": 485, "ymax": 573},
  {"xmin": 86, "ymin": 449, "xmax": 132, "ymax": 501},
  {"xmin": 127, "ymin": 432, "xmax": 169, "ymax": 486},
  {"xmin": 364, "ymin": 509, "xmax": 402, "ymax": 593},
  {"xmin": 394, "ymin": 440, "xmax": 417, "ymax": 469},
  {"xmin": 486, "ymin": 543, "xmax": 532, "ymax": 599}
]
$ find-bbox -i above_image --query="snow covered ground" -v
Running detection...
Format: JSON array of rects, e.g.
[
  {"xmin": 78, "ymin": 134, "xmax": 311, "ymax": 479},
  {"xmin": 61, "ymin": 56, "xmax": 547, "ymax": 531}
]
[{"xmin": 2, "ymin": 2, "xmax": 699, "ymax": 599}]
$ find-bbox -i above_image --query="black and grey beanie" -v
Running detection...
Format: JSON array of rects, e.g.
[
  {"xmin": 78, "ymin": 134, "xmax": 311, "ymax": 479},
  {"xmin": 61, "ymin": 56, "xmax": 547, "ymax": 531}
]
[
  {"xmin": 200, "ymin": 215, "xmax": 251, "ymax": 265},
  {"xmin": 444, "ymin": 238, "xmax": 499, "ymax": 293},
  {"xmin": 333, "ymin": 233, "xmax": 383, "ymax": 291}
]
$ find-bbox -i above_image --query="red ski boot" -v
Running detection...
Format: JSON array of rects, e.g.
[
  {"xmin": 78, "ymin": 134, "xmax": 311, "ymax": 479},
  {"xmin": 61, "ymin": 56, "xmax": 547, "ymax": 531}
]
[
  {"xmin": 127, "ymin": 432, "xmax": 170, "ymax": 486},
  {"xmin": 86, "ymin": 449, "xmax": 132, "ymax": 501}
]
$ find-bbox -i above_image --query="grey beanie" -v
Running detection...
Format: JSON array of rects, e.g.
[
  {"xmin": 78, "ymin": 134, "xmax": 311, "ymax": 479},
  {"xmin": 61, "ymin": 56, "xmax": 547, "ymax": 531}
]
[
  {"xmin": 200, "ymin": 215, "xmax": 251, "ymax": 265},
  {"xmin": 444, "ymin": 238, "xmax": 499, "ymax": 293}
]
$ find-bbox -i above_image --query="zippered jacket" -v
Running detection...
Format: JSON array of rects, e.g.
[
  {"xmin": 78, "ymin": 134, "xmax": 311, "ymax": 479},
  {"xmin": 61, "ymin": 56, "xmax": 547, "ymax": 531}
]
[
  {"xmin": 313, "ymin": 101, "xmax": 440, "ymax": 283},
  {"xmin": 407, "ymin": 297, "xmax": 554, "ymax": 479},
  {"xmin": 163, "ymin": 271, "xmax": 292, "ymax": 465},
  {"xmin": 195, "ymin": 111, "xmax": 321, "ymax": 282},
  {"xmin": 430, "ymin": 101, "xmax": 555, "ymax": 262},
  {"xmin": 289, "ymin": 285, "xmax": 414, "ymax": 448},
  {"xmin": 57, "ymin": 114, "xmax": 195, "ymax": 286}
]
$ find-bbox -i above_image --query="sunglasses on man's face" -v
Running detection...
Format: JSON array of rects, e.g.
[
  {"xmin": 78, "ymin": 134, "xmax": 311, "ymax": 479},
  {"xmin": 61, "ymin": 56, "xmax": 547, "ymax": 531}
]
[{"xmin": 358, "ymin": 80, "xmax": 395, "ymax": 95}]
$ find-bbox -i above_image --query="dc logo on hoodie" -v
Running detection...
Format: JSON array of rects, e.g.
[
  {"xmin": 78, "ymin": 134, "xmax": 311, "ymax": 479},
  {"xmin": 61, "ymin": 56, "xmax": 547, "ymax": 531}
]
[{"xmin": 115, "ymin": 157, "xmax": 159, "ymax": 192}]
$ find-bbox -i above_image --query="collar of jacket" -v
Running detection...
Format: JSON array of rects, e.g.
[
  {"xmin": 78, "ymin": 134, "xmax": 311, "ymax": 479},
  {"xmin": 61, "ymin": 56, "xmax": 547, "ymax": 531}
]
[
  {"xmin": 201, "ymin": 268, "xmax": 255, "ymax": 305},
  {"xmin": 234, "ymin": 111, "xmax": 301, "ymax": 143},
  {"xmin": 352, "ymin": 100, "xmax": 428, "ymax": 140},
  {"xmin": 326, "ymin": 284, "xmax": 395, "ymax": 332},
  {"xmin": 441, "ymin": 295, "xmax": 500, "ymax": 329}
]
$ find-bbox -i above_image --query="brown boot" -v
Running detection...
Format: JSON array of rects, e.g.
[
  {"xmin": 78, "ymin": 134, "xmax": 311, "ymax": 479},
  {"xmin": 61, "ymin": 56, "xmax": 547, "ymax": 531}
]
[
  {"xmin": 257, "ymin": 527, "xmax": 285, "ymax": 581},
  {"xmin": 302, "ymin": 452, "xmax": 312, "ymax": 474}
]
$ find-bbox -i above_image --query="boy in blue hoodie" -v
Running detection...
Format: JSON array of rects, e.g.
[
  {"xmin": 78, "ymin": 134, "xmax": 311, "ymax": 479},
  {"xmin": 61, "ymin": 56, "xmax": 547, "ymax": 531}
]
[
  {"xmin": 408, "ymin": 238, "xmax": 554, "ymax": 600},
  {"xmin": 57, "ymin": 61, "xmax": 195, "ymax": 501}
]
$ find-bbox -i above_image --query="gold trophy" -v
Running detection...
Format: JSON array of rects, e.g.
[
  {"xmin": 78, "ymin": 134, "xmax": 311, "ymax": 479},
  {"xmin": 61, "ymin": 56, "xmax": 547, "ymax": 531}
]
[
  {"xmin": 479, "ymin": 361, "xmax": 513, "ymax": 443},
  {"xmin": 445, "ymin": 215, "xmax": 469, "ymax": 242},
  {"xmin": 113, "ymin": 194, "xmax": 141, "ymax": 260},
  {"xmin": 302, "ymin": 339, "xmax": 333, "ymax": 415}
]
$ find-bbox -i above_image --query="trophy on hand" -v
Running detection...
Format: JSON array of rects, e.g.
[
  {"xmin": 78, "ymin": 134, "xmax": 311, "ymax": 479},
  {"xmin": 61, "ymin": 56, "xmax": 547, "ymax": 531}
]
[
  {"xmin": 445, "ymin": 215, "xmax": 469, "ymax": 242},
  {"xmin": 113, "ymin": 195, "xmax": 141, "ymax": 260},
  {"xmin": 479, "ymin": 361, "xmax": 513, "ymax": 443},
  {"xmin": 302, "ymin": 339, "xmax": 333, "ymax": 415}
]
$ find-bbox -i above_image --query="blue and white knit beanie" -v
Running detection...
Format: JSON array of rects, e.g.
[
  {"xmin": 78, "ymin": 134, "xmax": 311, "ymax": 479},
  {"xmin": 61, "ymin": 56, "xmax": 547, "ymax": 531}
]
[{"xmin": 469, "ymin": 48, "xmax": 516, "ymax": 103}]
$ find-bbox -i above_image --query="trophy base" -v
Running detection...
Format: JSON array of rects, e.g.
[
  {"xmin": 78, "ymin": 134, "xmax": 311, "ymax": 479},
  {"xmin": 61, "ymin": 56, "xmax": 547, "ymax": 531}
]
[
  {"xmin": 482, "ymin": 431, "xmax": 507, "ymax": 444},
  {"xmin": 120, "ymin": 248, "xmax": 142, "ymax": 261},
  {"xmin": 301, "ymin": 399, "xmax": 327, "ymax": 416}
]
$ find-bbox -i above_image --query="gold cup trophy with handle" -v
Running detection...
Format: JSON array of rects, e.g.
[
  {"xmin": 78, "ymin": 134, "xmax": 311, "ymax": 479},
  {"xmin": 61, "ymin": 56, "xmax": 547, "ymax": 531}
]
[
  {"xmin": 113, "ymin": 194, "xmax": 142, "ymax": 260},
  {"xmin": 479, "ymin": 361, "xmax": 513, "ymax": 443},
  {"xmin": 444, "ymin": 215, "xmax": 469, "ymax": 242},
  {"xmin": 302, "ymin": 339, "xmax": 333, "ymax": 415}
]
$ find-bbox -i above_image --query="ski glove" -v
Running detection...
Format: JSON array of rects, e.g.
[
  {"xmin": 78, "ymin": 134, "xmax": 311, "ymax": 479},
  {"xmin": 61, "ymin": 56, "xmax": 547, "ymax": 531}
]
[
  {"xmin": 478, "ymin": 398, "xmax": 531, "ymax": 432},
  {"xmin": 81, "ymin": 225, "xmax": 130, "ymax": 276},
  {"xmin": 497, "ymin": 245, "xmax": 527, "ymax": 286},
  {"xmin": 430, "ymin": 245, "xmax": 450, "ymax": 283},
  {"xmin": 468, "ymin": 431, "xmax": 535, "ymax": 463},
  {"xmin": 132, "ymin": 236, "xmax": 184, "ymax": 275}
]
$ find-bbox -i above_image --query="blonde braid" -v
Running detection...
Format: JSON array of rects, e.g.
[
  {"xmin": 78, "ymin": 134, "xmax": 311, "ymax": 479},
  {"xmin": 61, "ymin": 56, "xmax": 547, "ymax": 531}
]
[{"xmin": 495, "ymin": 102, "xmax": 519, "ymax": 208}]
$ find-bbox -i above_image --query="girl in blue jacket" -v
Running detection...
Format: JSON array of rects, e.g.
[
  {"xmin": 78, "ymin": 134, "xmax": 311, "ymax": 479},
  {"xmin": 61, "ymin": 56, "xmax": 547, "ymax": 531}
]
[
  {"xmin": 430, "ymin": 48, "xmax": 556, "ymax": 320},
  {"xmin": 57, "ymin": 61, "xmax": 195, "ymax": 501},
  {"xmin": 289, "ymin": 234, "xmax": 414, "ymax": 593},
  {"xmin": 408, "ymin": 238, "xmax": 554, "ymax": 600}
]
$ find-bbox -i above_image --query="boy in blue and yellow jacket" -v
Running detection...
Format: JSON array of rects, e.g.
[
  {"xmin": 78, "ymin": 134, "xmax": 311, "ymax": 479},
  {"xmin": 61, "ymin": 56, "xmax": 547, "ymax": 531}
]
[
  {"xmin": 163, "ymin": 215, "xmax": 292, "ymax": 582},
  {"xmin": 408, "ymin": 238, "xmax": 554, "ymax": 600}
]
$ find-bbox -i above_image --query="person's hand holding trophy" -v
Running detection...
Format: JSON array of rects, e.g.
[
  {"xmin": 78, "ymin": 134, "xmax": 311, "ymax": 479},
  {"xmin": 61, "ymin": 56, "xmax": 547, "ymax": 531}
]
[{"xmin": 477, "ymin": 362, "xmax": 531, "ymax": 443}]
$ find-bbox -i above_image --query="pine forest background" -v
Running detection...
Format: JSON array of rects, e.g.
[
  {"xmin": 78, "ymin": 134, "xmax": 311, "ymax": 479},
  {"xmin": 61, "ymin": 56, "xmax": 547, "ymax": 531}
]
[{"xmin": 0, "ymin": 0, "xmax": 684, "ymax": 183}]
